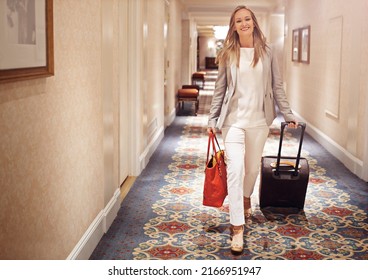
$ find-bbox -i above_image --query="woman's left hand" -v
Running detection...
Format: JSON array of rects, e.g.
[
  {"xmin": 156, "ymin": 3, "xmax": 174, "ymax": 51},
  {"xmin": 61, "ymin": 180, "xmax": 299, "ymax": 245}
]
[{"xmin": 287, "ymin": 121, "xmax": 298, "ymax": 129}]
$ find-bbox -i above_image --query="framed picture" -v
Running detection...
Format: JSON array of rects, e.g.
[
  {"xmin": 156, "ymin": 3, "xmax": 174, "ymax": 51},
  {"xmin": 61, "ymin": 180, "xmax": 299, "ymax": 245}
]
[
  {"xmin": 0, "ymin": 0, "xmax": 54, "ymax": 83},
  {"xmin": 300, "ymin": 26, "xmax": 310, "ymax": 64},
  {"xmin": 291, "ymin": 28, "xmax": 300, "ymax": 62}
]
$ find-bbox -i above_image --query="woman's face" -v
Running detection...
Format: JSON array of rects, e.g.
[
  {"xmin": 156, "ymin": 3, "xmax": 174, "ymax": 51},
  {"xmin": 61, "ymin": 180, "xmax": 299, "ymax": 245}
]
[{"xmin": 233, "ymin": 9, "xmax": 254, "ymax": 37}]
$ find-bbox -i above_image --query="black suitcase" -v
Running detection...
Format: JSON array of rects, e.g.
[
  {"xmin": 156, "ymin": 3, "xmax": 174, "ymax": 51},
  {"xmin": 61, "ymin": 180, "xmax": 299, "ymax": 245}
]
[{"xmin": 259, "ymin": 122, "xmax": 309, "ymax": 209}]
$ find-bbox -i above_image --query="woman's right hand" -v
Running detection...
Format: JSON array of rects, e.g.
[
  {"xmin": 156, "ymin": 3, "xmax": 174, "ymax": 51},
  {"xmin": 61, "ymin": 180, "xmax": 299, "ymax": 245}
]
[{"xmin": 207, "ymin": 127, "xmax": 216, "ymax": 134}]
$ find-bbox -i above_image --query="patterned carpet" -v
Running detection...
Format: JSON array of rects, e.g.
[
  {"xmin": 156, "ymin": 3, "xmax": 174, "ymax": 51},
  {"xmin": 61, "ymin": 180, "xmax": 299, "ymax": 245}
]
[{"xmin": 90, "ymin": 71, "xmax": 368, "ymax": 260}]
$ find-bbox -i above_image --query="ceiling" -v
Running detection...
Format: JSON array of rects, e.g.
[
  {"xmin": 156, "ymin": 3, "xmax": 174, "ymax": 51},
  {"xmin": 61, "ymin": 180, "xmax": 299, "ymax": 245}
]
[{"xmin": 181, "ymin": 0, "xmax": 286, "ymax": 36}]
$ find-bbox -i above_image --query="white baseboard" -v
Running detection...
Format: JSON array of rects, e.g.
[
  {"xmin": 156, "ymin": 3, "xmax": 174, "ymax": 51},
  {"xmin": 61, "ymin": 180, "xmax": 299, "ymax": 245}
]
[
  {"xmin": 139, "ymin": 125, "xmax": 165, "ymax": 172},
  {"xmin": 67, "ymin": 188, "xmax": 121, "ymax": 260},
  {"xmin": 294, "ymin": 113, "xmax": 364, "ymax": 180}
]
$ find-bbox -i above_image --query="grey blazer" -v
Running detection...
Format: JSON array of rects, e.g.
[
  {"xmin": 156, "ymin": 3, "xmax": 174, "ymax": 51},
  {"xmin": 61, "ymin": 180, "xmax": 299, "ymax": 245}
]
[{"xmin": 208, "ymin": 45, "xmax": 295, "ymax": 129}]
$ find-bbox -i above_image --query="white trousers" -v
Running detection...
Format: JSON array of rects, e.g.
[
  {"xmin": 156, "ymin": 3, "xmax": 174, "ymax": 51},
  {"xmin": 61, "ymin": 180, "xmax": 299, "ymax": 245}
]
[{"xmin": 222, "ymin": 125, "xmax": 269, "ymax": 226}]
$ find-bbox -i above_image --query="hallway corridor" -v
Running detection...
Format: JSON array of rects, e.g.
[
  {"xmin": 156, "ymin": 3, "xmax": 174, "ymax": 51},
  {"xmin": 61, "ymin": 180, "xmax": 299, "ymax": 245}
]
[
  {"xmin": 1, "ymin": 0, "xmax": 367, "ymax": 265},
  {"xmin": 90, "ymin": 73, "xmax": 368, "ymax": 260}
]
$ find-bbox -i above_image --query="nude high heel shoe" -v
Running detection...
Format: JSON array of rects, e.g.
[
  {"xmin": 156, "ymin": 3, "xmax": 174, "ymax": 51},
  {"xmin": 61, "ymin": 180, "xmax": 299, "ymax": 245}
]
[
  {"xmin": 244, "ymin": 197, "xmax": 252, "ymax": 219},
  {"xmin": 230, "ymin": 225, "xmax": 244, "ymax": 254}
]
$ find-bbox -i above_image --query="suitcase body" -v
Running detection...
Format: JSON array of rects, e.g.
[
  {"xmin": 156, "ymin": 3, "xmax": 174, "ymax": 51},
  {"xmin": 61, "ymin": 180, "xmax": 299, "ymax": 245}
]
[{"xmin": 259, "ymin": 122, "xmax": 309, "ymax": 209}]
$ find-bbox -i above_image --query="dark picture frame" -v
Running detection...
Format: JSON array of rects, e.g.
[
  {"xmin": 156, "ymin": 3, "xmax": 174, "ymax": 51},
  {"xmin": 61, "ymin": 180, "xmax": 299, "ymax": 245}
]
[
  {"xmin": 0, "ymin": 0, "xmax": 54, "ymax": 83},
  {"xmin": 291, "ymin": 28, "xmax": 300, "ymax": 62},
  {"xmin": 300, "ymin": 26, "xmax": 311, "ymax": 64}
]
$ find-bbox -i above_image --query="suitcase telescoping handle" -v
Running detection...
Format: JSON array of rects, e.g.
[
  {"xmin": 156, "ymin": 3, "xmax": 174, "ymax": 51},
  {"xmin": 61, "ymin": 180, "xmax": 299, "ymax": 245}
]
[{"xmin": 275, "ymin": 122, "xmax": 306, "ymax": 176}]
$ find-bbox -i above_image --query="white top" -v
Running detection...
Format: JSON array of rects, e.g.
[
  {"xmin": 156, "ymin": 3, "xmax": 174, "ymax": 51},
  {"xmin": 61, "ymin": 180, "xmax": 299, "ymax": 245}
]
[{"xmin": 223, "ymin": 48, "xmax": 266, "ymax": 129}]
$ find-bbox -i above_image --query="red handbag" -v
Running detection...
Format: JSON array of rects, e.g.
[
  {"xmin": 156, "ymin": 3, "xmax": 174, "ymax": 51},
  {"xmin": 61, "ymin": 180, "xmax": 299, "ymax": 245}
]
[{"xmin": 203, "ymin": 132, "xmax": 228, "ymax": 207}]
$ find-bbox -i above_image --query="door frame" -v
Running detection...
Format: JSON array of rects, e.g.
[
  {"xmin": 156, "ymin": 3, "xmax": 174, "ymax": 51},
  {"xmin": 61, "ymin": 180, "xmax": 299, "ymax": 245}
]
[
  {"xmin": 126, "ymin": 0, "xmax": 143, "ymax": 176},
  {"xmin": 118, "ymin": 0, "xmax": 129, "ymax": 183}
]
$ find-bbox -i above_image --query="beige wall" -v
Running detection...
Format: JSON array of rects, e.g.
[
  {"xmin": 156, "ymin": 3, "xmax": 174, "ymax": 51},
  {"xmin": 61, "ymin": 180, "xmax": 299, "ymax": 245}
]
[
  {"xmin": 181, "ymin": 12, "xmax": 197, "ymax": 86},
  {"xmin": 0, "ymin": 0, "xmax": 183, "ymax": 259},
  {"xmin": 144, "ymin": 0, "xmax": 165, "ymax": 147},
  {"xmin": 0, "ymin": 0, "xmax": 104, "ymax": 259},
  {"xmin": 102, "ymin": 0, "xmax": 120, "ymax": 214},
  {"xmin": 166, "ymin": 0, "xmax": 183, "ymax": 120},
  {"xmin": 181, "ymin": 19, "xmax": 194, "ymax": 84},
  {"xmin": 285, "ymin": 0, "xmax": 368, "ymax": 179},
  {"xmin": 127, "ymin": 0, "xmax": 174, "ymax": 170},
  {"xmin": 268, "ymin": 14, "xmax": 285, "ymax": 79}
]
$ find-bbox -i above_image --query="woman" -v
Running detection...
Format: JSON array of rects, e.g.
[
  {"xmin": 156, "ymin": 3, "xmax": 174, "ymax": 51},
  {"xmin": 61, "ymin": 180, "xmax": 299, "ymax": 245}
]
[{"xmin": 207, "ymin": 6, "xmax": 297, "ymax": 254}]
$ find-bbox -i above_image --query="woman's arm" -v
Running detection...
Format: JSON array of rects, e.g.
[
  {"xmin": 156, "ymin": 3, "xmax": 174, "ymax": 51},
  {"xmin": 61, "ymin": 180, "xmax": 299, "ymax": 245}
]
[{"xmin": 207, "ymin": 63, "xmax": 228, "ymax": 129}]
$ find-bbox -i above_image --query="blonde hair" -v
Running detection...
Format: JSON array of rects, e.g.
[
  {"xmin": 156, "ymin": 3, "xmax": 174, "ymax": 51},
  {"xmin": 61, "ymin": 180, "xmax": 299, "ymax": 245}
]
[{"xmin": 216, "ymin": 6, "xmax": 267, "ymax": 67}]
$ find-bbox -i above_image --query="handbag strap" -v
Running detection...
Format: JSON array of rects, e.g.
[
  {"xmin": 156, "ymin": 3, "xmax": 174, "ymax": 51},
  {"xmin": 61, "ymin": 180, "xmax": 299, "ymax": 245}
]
[
  {"xmin": 213, "ymin": 133, "xmax": 222, "ymax": 150},
  {"xmin": 206, "ymin": 132, "xmax": 223, "ymax": 165},
  {"xmin": 206, "ymin": 133, "xmax": 216, "ymax": 164},
  {"xmin": 206, "ymin": 132, "xmax": 226, "ymax": 176}
]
